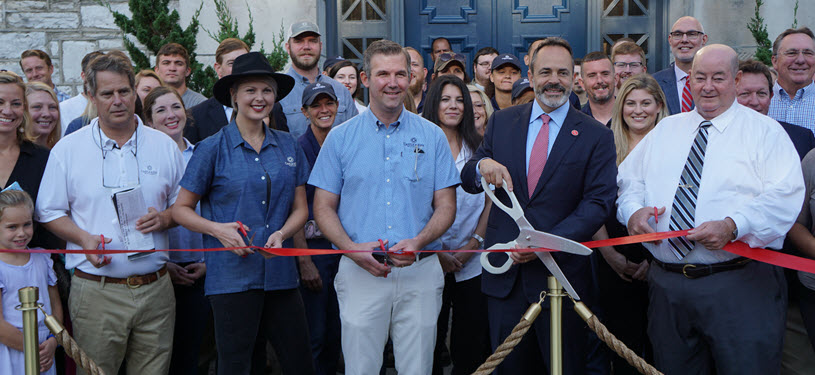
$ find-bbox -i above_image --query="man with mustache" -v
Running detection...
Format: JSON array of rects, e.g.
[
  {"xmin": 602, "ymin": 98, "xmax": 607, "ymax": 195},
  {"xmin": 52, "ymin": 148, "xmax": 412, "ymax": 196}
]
[
  {"xmin": 461, "ymin": 37, "xmax": 617, "ymax": 374},
  {"xmin": 653, "ymin": 16, "xmax": 708, "ymax": 115},
  {"xmin": 279, "ymin": 21, "xmax": 358, "ymax": 138},
  {"xmin": 580, "ymin": 52, "xmax": 616, "ymax": 126}
]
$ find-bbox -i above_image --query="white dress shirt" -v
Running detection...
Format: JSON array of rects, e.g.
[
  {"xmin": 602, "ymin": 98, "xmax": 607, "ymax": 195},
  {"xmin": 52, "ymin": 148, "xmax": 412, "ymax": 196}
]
[
  {"xmin": 617, "ymin": 102, "xmax": 804, "ymax": 264},
  {"xmin": 439, "ymin": 143, "xmax": 485, "ymax": 282},
  {"xmin": 36, "ymin": 117, "xmax": 185, "ymax": 277}
]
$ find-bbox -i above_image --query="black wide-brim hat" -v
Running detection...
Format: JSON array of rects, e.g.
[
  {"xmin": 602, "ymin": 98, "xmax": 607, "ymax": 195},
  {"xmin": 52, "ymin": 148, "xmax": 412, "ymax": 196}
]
[{"xmin": 212, "ymin": 52, "xmax": 295, "ymax": 107}]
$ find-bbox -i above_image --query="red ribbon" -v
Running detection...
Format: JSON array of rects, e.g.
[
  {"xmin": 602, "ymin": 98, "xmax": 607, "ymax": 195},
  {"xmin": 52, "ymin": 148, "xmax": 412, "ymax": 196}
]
[{"xmin": 6, "ymin": 229, "xmax": 815, "ymax": 274}]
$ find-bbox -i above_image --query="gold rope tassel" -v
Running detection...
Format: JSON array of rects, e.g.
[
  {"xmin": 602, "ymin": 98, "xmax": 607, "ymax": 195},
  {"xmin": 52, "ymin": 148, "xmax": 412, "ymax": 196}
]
[
  {"xmin": 471, "ymin": 294, "xmax": 545, "ymax": 375},
  {"xmin": 40, "ymin": 307, "xmax": 107, "ymax": 375},
  {"xmin": 573, "ymin": 300, "xmax": 663, "ymax": 375}
]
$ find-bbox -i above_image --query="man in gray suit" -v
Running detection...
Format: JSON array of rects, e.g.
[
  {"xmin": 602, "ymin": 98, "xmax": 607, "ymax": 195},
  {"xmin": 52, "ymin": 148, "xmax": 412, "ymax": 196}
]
[{"xmin": 652, "ymin": 16, "xmax": 708, "ymax": 114}]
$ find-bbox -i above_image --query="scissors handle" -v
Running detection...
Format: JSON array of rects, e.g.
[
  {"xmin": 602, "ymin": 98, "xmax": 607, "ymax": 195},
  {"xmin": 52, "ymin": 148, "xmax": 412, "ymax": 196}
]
[
  {"xmin": 480, "ymin": 241, "xmax": 517, "ymax": 274},
  {"xmin": 480, "ymin": 176, "xmax": 524, "ymax": 222}
]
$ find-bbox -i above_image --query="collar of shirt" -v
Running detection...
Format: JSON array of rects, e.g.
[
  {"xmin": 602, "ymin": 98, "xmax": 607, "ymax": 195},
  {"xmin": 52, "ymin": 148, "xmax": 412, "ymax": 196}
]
[
  {"xmin": 691, "ymin": 99, "xmax": 740, "ymax": 133},
  {"xmin": 363, "ymin": 105, "xmax": 408, "ymax": 132},
  {"xmin": 773, "ymin": 80, "xmax": 815, "ymax": 100},
  {"xmin": 288, "ymin": 66, "xmax": 323, "ymax": 85},
  {"xmin": 225, "ymin": 120, "xmax": 278, "ymax": 150},
  {"xmin": 529, "ymin": 97, "xmax": 569, "ymax": 128},
  {"xmin": 222, "ymin": 105, "xmax": 234, "ymax": 121},
  {"xmin": 674, "ymin": 63, "xmax": 689, "ymax": 83},
  {"xmin": 92, "ymin": 115, "xmax": 144, "ymax": 151},
  {"xmin": 183, "ymin": 137, "xmax": 194, "ymax": 152}
]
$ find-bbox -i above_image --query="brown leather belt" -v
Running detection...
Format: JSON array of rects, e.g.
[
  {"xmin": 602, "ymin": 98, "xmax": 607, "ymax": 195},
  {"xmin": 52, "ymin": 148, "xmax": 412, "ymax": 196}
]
[
  {"xmin": 74, "ymin": 266, "xmax": 167, "ymax": 288},
  {"xmin": 653, "ymin": 257, "xmax": 751, "ymax": 279}
]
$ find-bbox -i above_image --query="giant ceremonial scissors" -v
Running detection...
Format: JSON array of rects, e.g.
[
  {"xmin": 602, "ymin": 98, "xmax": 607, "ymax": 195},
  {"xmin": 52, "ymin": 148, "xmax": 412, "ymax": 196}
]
[{"xmin": 479, "ymin": 177, "xmax": 592, "ymax": 300}]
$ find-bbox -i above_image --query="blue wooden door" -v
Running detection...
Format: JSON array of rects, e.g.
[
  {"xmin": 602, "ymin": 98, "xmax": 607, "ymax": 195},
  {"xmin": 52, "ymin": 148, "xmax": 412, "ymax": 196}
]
[{"xmin": 404, "ymin": 1, "xmax": 589, "ymax": 77}]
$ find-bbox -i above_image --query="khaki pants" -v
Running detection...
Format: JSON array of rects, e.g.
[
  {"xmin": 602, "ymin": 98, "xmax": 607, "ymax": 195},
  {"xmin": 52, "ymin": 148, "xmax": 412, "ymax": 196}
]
[{"xmin": 69, "ymin": 272, "xmax": 175, "ymax": 375}]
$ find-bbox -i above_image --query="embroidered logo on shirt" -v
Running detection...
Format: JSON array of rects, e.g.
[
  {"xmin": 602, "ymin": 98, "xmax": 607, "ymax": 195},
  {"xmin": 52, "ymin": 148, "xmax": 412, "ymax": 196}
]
[
  {"xmin": 285, "ymin": 156, "xmax": 297, "ymax": 167},
  {"xmin": 140, "ymin": 165, "xmax": 158, "ymax": 176}
]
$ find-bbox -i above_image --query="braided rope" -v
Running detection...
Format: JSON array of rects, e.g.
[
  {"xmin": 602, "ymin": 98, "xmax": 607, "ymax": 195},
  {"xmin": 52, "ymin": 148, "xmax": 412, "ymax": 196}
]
[
  {"xmin": 53, "ymin": 330, "xmax": 106, "ymax": 375},
  {"xmin": 583, "ymin": 314, "xmax": 662, "ymax": 375},
  {"xmin": 471, "ymin": 317, "xmax": 533, "ymax": 375}
]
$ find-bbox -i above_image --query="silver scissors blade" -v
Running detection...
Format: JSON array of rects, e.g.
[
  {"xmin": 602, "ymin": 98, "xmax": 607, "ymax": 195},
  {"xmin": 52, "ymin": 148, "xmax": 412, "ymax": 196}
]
[
  {"xmin": 536, "ymin": 252, "xmax": 581, "ymax": 300},
  {"xmin": 516, "ymin": 228, "xmax": 593, "ymax": 256}
]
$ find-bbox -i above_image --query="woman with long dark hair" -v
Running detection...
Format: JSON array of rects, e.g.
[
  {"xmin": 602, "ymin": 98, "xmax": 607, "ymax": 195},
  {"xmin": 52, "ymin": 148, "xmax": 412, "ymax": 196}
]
[{"xmin": 423, "ymin": 75, "xmax": 491, "ymax": 375}]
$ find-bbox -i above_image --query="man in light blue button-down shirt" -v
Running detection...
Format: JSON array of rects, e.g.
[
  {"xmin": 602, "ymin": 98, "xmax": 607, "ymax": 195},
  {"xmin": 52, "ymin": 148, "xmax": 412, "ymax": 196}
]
[
  {"xmin": 310, "ymin": 40, "xmax": 459, "ymax": 375},
  {"xmin": 280, "ymin": 21, "xmax": 358, "ymax": 138}
]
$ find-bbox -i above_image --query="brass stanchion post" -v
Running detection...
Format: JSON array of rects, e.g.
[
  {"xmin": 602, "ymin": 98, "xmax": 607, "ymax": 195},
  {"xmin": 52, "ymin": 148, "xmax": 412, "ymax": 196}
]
[
  {"xmin": 17, "ymin": 286, "xmax": 40, "ymax": 375},
  {"xmin": 548, "ymin": 276, "xmax": 564, "ymax": 375}
]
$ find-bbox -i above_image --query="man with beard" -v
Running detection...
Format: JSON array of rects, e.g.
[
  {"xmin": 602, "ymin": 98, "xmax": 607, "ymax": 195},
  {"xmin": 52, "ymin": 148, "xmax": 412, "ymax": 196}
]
[
  {"xmin": 580, "ymin": 52, "xmax": 616, "ymax": 126},
  {"xmin": 279, "ymin": 21, "xmax": 358, "ymax": 138},
  {"xmin": 653, "ymin": 16, "xmax": 708, "ymax": 114},
  {"xmin": 405, "ymin": 47, "xmax": 428, "ymax": 113},
  {"xmin": 573, "ymin": 59, "xmax": 588, "ymax": 106},
  {"xmin": 461, "ymin": 37, "xmax": 616, "ymax": 374}
]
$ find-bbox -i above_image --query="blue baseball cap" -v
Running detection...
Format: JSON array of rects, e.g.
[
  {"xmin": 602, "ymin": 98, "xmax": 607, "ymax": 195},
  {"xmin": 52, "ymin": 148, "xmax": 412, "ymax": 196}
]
[
  {"xmin": 511, "ymin": 77, "xmax": 533, "ymax": 100},
  {"xmin": 301, "ymin": 82, "xmax": 337, "ymax": 107},
  {"xmin": 492, "ymin": 53, "xmax": 521, "ymax": 71},
  {"xmin": 323, "ymin": 55, "xmax": 345, "ymax": 71}
]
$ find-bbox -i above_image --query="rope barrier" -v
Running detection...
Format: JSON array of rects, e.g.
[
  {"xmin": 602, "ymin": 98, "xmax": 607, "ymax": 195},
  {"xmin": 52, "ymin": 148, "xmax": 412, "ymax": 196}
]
[
  {"xmin": 471, "ymin": 296, "xmax": 544, "ymax": 375},
  {"xmin": 40, "ymin": 307, "xmax": 106, "ymax": 375}
]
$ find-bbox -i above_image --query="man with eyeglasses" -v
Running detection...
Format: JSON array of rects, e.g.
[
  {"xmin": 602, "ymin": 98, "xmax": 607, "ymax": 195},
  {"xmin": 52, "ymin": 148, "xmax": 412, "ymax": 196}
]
[
  {"xmin": 611, "ymin": 41, "xmax": 647, "ymax": 89},
  {"xmin": 768, "ymin": 27, "xmax": 815, "ymax": 134},
  {"xmin": 472, "ymin": 47, "xmax": 498, "ymax": 91},
  {"xmin": 653, "ymin": 16, "xmax": 708, "ymax": 114},
  {"xmin": 35, "ymin": 52, "xmax": 185, "ymax": 374}
]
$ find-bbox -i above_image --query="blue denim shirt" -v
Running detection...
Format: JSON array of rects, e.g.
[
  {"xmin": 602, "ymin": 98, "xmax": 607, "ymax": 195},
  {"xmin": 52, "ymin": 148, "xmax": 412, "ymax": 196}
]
[
  {"xmin": 181, "ymin": 121, "xmax": 310, "ymax": 295},
  {"xmin": 279, "ymin": 68, "xmax": 359, "ymax": 138},
  {"xmin": 308, "ymin": 107, "xmax": 460, "ymax": 250}
]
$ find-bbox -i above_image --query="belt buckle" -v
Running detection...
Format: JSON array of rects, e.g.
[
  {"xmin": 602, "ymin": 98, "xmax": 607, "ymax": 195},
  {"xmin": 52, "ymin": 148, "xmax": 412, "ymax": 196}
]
[
  {"xmin": 126, "ymin": 276, "xmax": 142, "ymax": 289},
  {"xmin": 682, "ymin": 264, "xmax": 698, "ymax": 279}
]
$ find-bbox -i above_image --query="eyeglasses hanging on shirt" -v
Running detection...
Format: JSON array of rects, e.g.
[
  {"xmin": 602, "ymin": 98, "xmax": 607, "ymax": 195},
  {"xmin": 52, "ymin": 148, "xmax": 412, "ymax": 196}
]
[{"xmin": 97, "ymin": 124, "xmax": 140, "ymax": 189}]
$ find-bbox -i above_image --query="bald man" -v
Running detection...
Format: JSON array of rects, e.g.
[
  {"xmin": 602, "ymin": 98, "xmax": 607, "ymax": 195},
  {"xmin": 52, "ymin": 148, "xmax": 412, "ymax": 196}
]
[
  {"xmin": 617, "ymin": 45, "xmax": 804, "ymax": 374},
  {"xmin": 653, "ymin": 16, "xmax": 708, "ymax": 114}
]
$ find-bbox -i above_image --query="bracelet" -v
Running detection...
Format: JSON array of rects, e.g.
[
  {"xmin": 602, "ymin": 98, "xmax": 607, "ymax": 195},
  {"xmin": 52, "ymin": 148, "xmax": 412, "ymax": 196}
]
[
  {"xmin": 472, "ymin": 233, "xmax": 485, "ymax": 248},
  {"xmin": 275, "ymin": 230, "xmax": 285, "ymax": 238}
]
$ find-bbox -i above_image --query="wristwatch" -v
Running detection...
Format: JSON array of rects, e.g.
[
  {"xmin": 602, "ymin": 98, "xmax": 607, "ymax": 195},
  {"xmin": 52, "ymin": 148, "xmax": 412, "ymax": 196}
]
[{"xmin": 472, "ymin": 234, "xmax": 485, "ymax": 249}]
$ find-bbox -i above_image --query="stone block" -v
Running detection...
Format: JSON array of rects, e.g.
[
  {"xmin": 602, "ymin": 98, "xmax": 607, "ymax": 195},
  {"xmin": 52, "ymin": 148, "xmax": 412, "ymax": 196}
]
[
  {"xmin": 98, "ymin": 38, "xmax": 124, "ymax": 50},
  {"xmin": 7, "ymin": 12, "xmax": 80, "ymax": 29},
  {"xmin": 48, "ymin": 41, "xmax": 60, "ymax": 57},
  {"xmin": 7, "ymin": 1, "xmax": 48, "ymax": 11},
  {"xmin": 0, "ymin": 32, "xmax": 47, "ymax": 59},
  {"xmin": 50, "ymin": 1, "xmax": 78, "ymax": 11},
  {"xmin": 0, "ymin": 62, "xmax": 23, "ymax": 76},
  {"xmin": 56, "ymin": 85, "xmax": 75, "ymax": 97},
  {"xmin": 61, "ymin": 41, "xmax": 98, "ymax": 83},
  {"xmin": 81, "ymin": 4, "xmax": 130, "ymax": 29}
]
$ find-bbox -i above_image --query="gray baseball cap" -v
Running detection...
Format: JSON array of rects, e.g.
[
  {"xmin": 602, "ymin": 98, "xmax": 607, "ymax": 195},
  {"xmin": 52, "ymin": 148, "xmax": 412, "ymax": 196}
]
[{"xmin": 288, "ymin": 20, "xmax": 321, "ymax": 39}]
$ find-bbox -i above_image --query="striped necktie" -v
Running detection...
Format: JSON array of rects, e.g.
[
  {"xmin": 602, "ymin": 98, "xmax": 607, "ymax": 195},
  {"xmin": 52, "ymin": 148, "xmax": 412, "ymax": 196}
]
[
  {"xmin": 681, "ymin": 77, "xmax": 694, "ymax": 112},
  {"xmin": 667, "ymin": 121, "xmax": 712, "ymax": 259}
]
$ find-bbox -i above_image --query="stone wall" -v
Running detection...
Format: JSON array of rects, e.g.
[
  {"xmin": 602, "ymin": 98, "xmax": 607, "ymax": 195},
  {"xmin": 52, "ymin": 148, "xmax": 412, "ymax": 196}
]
[{"xmin": 0, "ymin": 0, "xmax": 162, "ymax": 96}]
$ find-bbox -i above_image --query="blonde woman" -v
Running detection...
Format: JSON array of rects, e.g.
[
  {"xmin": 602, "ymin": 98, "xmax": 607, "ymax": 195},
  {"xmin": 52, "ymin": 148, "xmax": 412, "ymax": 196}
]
[
  {"xmin": 594, "ymin": 73, "xmax": 668, "ymax": 375},
  {"xmin": 466, "ymin": 84, "xmax": 493, "ymax": 136},
  {"xmin": 25, "ymin": 82, "xmax": 61, "ymax": 149}
]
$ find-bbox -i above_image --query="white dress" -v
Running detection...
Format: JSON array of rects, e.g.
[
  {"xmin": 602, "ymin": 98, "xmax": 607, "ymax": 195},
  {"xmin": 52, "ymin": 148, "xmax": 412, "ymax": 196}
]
[{"xmin": 0, "ymin": 253, "xmax": 57, "ymax": 375}]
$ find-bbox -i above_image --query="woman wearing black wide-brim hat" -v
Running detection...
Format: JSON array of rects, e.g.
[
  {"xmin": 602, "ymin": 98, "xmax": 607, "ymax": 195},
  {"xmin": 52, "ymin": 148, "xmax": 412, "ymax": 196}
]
[{"xmin": 173, "ymin": 51, "xmax": 315, "ymax": 375}]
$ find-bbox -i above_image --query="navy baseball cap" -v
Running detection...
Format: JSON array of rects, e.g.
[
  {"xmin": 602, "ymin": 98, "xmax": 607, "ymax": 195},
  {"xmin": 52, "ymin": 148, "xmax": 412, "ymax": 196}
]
[
  {"xmin": 492, "ymin": 53, "xmax": 521, "ymax": 71},
  {"xmin": 511, "ymin": 77, "xmax": 533, "ymax": 100},
  {"xmin": 323, "ymin": 55, "xmax": 345, "ymax": 71},
  {"xmin": 301, "ymin": 82, "xmax": 337, "ymax": 107}
]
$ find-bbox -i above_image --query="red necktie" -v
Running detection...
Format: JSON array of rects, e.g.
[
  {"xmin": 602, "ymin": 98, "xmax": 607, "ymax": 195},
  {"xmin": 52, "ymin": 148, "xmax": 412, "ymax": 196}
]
[
  {"xmin": 681, "ymin": 77, "xmax": 693, "ymax": 112},
  {"xmin": 527, "ymin": 114, "xmax": 551, "ymax": 198}
]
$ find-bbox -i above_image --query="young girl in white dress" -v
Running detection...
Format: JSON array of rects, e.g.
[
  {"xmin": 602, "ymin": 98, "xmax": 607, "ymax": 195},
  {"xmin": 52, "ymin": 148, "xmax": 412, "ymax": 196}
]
[{"xmin": 0, "ymin": 187, "xmax": 63, "ymax": 374}]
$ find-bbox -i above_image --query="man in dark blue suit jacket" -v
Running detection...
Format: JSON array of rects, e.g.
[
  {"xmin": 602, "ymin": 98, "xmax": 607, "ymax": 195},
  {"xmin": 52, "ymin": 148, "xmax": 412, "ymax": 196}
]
[
  {"xmin": 653, "ymin": 16, "xmax": 708, "ymax": 115},
  {"xmin": 461, "ymin": 37, "xmax": 617, "ymax": 374}
]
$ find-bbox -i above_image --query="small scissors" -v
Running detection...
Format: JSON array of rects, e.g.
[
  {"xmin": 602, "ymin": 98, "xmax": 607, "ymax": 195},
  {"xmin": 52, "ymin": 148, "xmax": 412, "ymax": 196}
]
[
  {"xmin": 479, "ymin": 177, "xmax": 592, "ymax": 300},
  {"xmin": 235, "ymin": 221, "xmax": 258, "ymax": 257}
]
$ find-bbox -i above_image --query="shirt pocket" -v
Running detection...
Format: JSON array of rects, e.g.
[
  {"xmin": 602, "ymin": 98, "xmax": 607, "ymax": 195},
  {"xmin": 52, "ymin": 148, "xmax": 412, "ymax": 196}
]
[{"xmin": 402, "ymin": 148, "xmax": 430, "ymax": 183}]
